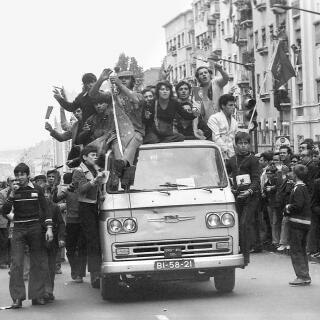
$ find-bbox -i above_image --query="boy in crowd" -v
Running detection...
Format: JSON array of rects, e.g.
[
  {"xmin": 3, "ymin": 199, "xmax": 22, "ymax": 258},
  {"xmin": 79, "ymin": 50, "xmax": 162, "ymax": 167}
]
[
  {"xmin": 285, "ymin": 164, "xmax": 312, "ymax": 286},
  {"xmin": 226, "ymin": 132, "xmax": 260, "ymax": 265},
  {"xmin": 53, "ymin": 172, "xmax": 87, "ymax": 283},
  {"xmin": 2, "ymin": 163, "xmax": 53, "ymax": 308}
]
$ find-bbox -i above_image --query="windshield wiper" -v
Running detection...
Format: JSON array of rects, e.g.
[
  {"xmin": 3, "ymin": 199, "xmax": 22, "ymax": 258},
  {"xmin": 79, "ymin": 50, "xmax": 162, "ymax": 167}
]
[
  {"xmin": 200, "ymin": 187, "xmax": 212, "ymax": 193},
  {"xmin": 159, "ymin": 182, "xmax": 188, "ymax": 188}
]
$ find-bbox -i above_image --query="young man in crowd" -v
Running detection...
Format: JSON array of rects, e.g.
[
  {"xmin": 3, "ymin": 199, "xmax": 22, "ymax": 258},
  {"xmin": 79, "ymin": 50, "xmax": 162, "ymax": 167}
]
[
  {"xmin": 279, "ymin": 146, "xmax": 292, "ymax": 167},
  {"xmin": 194, "ymin": 62, "xmax": 229, "ymax": 122},
  {"xmin": 142, "ymin": 88, "xmax": 155, "ymax": 106},
  {"xmin": 300, "ymin": 149, "xmax": 319, "ymax": 194},
  {"xmin": 72, "ymin": 145, "xmax": 105, "ymax": 288},
  {"xmin": 285, "ymin": 164, "xmax": 312, "ymax": 286},
  {"xmin": 53, "ymin": 73, "xmax": 97, "ymax": 123},
  {"xmin": 0, "ymin": 177, "xmax": 15, "ymax": 269},
  {"xmin": 2, "ymin": 163, "xmax": 53, "ymax": 308},
  {"xmin": 207, "ymin": 94, "xmax": 238, "ymax": 160},
  {"xmin": 53, "ymin": 172, "xmax": 87, "ymax": 283},
  {"xmin": 226, "ymin": 132, "xmax": 260, "ymax": 265}
]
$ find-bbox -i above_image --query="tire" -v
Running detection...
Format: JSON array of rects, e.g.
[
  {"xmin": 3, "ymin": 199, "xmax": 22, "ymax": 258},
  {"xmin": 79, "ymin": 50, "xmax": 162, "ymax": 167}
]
[
  {"xmin": 101, "ymin": 275, "xmax": 121, "ymax": 300},
  {"xmin": 214, "ymin": 268, "xmax": 235, "ymax": 293}
]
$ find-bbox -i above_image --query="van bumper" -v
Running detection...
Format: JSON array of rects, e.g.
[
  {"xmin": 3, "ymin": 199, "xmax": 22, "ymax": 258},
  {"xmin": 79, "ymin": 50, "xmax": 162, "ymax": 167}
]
[{"xmin": 101, "ymin": 254, "xmax": 244, "ymax": 274}]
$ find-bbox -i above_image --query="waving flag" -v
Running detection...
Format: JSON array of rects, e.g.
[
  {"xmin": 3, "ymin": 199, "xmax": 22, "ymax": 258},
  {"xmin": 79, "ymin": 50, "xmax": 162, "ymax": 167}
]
[{"xmin": 269, "ymin": 40, "xmax": 296, "ymax": 89}]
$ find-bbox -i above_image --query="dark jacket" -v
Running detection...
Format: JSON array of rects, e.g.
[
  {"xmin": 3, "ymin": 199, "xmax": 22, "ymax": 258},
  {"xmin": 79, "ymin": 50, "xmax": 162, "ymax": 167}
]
[
  {"xmin": 305, "ymin": 161, "xmax": 320, "ymax": 193},
  {"xmin": 263, "ymin": 177, "xmax": 278, "ymax": 207},
  {"xmin": 286, "ymin": 182, "xmax": 311, "ymax": 229},
  {"xmin": 57, "ymin": 91, "xmax": 95, "ymax": 124},
  {"xmin": 311, "ymin": 178, "xmax": 320, "ymax": 215},
  {"xmin": 50, "ymin": 121, "xmax": 83, "ymax": 146},
  {"xmin": 226, "ymin": 153, "xmax": 261, "ymax": 195},
  {"xmin": 2, "ymin": 182, "xmax": 52, "ymax": 226},
  {"xmin": 275, "ymin": 177, "xmax": 295, "ymax": 211}
]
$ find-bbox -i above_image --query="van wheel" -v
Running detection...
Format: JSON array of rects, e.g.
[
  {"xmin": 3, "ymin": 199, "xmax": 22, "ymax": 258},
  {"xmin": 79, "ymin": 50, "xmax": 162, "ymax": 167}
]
[
  {"xmin": 214, "ymin": 268, "xmax": 235, "ymax": 293},
  {"xmin": 101, "ymin": 276, "xmax": 121, "ymax": 300}
]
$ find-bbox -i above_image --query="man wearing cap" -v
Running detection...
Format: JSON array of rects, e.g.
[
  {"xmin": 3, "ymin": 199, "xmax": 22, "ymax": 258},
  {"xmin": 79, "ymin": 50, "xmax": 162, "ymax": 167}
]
[
  {"xmin": 53, "ymin": 73, "xmax": 97, "ymax": 123},
  {"xmin": 89, "ymin": 69, "xmax": 145, "ymax": 177}
]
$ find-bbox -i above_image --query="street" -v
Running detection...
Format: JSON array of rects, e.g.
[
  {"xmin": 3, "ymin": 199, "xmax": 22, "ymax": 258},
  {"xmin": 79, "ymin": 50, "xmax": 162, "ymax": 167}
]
[{"xmin": 0, "ymin": 252, "xmax": 319, "ymax": 320}]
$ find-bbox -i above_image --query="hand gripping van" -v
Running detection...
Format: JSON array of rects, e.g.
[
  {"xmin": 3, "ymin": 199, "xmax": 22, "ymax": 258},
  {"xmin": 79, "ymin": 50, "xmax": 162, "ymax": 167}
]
[{"xmin": 99, "ymin": 140, "xmax": 245, "ymax": 300}]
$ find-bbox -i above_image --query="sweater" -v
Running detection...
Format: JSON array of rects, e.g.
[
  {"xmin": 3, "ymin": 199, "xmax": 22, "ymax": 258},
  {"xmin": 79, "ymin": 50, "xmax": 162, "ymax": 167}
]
[
  {"xmin": 286, "ymin": 181, "xmax": 311, "ymax": 228},
  {"xmin": 2, "ymin": 182, "xmax": 52, "ymax": 226}
]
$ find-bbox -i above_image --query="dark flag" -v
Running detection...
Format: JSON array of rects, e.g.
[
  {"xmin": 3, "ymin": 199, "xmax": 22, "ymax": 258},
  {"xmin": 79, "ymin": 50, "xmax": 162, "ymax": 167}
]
[{"xmin": 269, "ymin": 40, "xmax": 296, "ymax": 89}]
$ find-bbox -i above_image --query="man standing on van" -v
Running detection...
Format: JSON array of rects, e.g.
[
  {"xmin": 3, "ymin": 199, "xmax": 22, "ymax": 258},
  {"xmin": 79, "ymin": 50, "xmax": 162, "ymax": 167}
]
[
  {"xmin": 226, "ymin": 132, "xmax": 260, "ymax": 266},
  {"xmin": 207, "ymin": 94, "xmax": 238, "ymax": 160}
]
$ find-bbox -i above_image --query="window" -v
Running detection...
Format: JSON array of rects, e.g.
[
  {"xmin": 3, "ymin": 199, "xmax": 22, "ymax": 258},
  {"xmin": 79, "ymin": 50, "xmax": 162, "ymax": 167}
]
[
  {"xmin": 183, "ymin": 64, "xmax": 186, "ymax": 78},
  {"xmin": 254, "ymin": 30, "xmax": 259, "ymax": 48},
  {"xmin": 178, "ymin": 35, "xmax": 181, "ymax": 48},
  {"xmin": 298, "ymin": 84, "xmax": 303, "ymax": 105},
  {"xmin": 179, "ymin": 66, "xmax": 182, "ymax": 79},
  {"xmin": 317, "ymin": 80, "xmax": 320, "ymax": 102},
  {"xmin": 233, "ymin": 54, "xmax": 238, "ymax": 72},
  {"xmin": 221, "ymin": 21, "xmax": 225, "ymax": 36},
  {"xmin": 228, "ymin": 56, "xmax": 232, "ymax": 74},
  {"xmin": 166, "ymin": 42, "xmax": 169, "ymax": 52},
  {"xmin": 256, "ymin": 73, "xmax": 261, "ymax": 94},
  {"xmin": 226, "ymin": 18, "xmax": 230, "ymax": 35},
  {"xmin": 174, "ymin": 37, "xmax": 177, "ymax": 47},
  {"xmin": 182, "ymin": 32, "xmax": 185, "ymax": 46},
  {"xmin": 261, "ymin": 27, "xmax": 266, "ymax": 47},
  {"xmin": 296, "ymin": 108, "xmax": 304, "ymax": 116},
  {"xmin": 315, "ymin": 23, "xmax": 320, "ymax": 45},
  {"xmin": 169, "ymin": 40, "xmax": 172, "ymax": 49},
  {"xmin": 263, "ymin": 71, "xmax": 267, "ymax": 92}
]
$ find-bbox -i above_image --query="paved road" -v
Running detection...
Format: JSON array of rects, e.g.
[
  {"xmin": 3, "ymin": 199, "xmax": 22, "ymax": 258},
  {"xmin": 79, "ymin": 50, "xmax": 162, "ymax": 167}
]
[{"xmin": 0, "ymin": 252, "xmax": 319, "ymax": 320}]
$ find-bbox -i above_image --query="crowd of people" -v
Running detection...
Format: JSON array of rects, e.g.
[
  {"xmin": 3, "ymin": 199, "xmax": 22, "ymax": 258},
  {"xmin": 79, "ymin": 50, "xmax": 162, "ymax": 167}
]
[{"xmin": 0, "ymin": 62, "xmax": 319, "ymax": 308}]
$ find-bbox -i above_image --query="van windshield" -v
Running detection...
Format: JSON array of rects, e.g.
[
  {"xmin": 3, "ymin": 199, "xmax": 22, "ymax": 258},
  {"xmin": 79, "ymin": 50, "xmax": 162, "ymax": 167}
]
[{"xmin": 129, "ymin": 146, "xmax": 228, "ymax": 192}]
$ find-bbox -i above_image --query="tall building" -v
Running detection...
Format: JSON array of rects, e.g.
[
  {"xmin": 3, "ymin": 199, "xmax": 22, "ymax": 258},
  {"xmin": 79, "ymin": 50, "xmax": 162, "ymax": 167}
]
[
  {"xmin": 163, "ymin": 9, "xmax": 195, "ymax": 84},
  {"xmin": 287, "ymin": 0, "xmax": 320, "ymax": 150}
]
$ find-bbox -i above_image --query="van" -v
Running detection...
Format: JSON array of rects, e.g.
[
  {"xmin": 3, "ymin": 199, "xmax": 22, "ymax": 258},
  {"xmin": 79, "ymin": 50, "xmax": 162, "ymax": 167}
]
[{"xmin": 99, "ymin": 140, "xmax": 244, "ymax": 300}]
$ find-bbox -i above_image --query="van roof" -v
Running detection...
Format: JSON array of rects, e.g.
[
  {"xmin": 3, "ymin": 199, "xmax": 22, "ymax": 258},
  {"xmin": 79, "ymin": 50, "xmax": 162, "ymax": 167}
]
[{"xmin": 139, "ymin": 140, "xmax": 219, "ymax": 150}]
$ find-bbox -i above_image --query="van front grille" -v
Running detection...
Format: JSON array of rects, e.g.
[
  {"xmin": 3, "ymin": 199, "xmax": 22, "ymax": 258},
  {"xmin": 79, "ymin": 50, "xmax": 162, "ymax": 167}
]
[{"xmin": 112, "ymin": 237, "xmax": 232, "ymax": 261}]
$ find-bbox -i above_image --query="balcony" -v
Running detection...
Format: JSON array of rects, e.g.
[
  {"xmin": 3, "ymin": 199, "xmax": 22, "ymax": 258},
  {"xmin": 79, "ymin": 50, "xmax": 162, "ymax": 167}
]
[
  {"xmin": 170, "ymin": 46, "xmax": 177, "ymax": 56},
  {"xmin": 242, "ymin": 50, "xmax": 254, "ymax": 64},
  {"xmin": 259, "ymin": 93, "xmax": 270, "ymax": 102},
  {"xmin": 237, "ymin": 70, "xmax": 250, "ymax": 88},
  {"xmin": 210, "ymin": 0, "xmax": 220, "ymax": 19},
  {"xmin": 207, "ymin": 16, "xmax": 218, "ymax": 25},
  {"xmin": 270, "ymin": 0, "xmax": 288, "ymax": 14},
  {"xmin": 257, "ymin": 45, "xmax": 268, "ymax": 55},
  {"xmin": 223, "ymin": 34, "xmax": 233, "ymax": 42},
  {"xmin": 239, "ymin": 7, "xmax": 253, "ymax": 28},
  {"xmin": 235, "ymin": 25, "xmax": 248, "ymax": 47},
  {"xmin": 255, "ymin": 0, "xmax": 267, "ymax": 11}
]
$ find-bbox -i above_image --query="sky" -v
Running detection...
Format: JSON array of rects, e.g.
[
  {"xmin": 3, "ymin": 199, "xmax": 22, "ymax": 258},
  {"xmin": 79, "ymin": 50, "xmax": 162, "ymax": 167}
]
[{"xmin": 0, "ymin": 0, "xmax": 191, "ymax": 151}]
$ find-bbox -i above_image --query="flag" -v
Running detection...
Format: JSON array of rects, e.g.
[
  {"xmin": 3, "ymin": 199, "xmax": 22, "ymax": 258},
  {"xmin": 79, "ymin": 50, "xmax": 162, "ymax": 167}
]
[{"xmin": 269, "ymin": 40, "xmax": 296, "ymax": 90}]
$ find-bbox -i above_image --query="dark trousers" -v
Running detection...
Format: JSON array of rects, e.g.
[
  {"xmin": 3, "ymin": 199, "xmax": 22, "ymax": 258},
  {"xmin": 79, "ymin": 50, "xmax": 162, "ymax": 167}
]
[
  {"xmin": 79, "ymin": 202, "xmax": 101, "ymax": 273},
  {"xmin": 289, "ymin": 225, "xmax": 311, "ymax": 280},
  {"xmin": 143, "ymin": 129, "xmax": 184, "ymax": 144},
  {"xmin": 236, "ymin": 195, "xmax": 260, "ymax": 265},
  {"xmin": 307, "ymin": 211, "xmax": 320, "ymax": 253},
  {"xmin": 66, "ymin": 223, "xmax": 87, "ymax": 278},
  {"xmin": 10, "ymin": 222, "xmax": 47, "ymax": 300},
  {"xmin": 0, "ymin": 228, "xmax": 9, "ymax": 265},
  {"xmin": 45, "ymin": 242, "xmax": 58, "ymax": 295}
]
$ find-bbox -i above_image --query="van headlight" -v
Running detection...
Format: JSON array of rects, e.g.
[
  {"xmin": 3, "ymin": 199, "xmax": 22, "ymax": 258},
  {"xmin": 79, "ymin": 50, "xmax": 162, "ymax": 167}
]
[
  {"xmin": 206, "ymin": 213, "xmax": 221, "ymax": 228},
  {"xmin": 123, "ymin": 218, "xmax": 137, "ymax": 232},
  {"xmin": 107, "ymin": 217, "xmax": 138, "ymax": 234},
  {"xmin": 221, "ymin": 213, "xmax": 235, "ymax": 227},
  {"xmin": 109, "ymin": 219, "xmax": 122, "ymax": 233}
]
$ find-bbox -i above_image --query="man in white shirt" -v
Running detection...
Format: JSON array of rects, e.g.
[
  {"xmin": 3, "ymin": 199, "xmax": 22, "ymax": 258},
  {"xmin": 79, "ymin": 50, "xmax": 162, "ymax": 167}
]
[{"xmin": 207, "ymin": 94, "xmax": 238, "ymax": 160}]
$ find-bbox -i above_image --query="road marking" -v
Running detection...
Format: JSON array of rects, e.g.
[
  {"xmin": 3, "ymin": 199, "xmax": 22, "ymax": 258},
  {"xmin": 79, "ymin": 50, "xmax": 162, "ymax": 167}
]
[{"xmin": 155, "ymin": 315, "xmax": 170, "ymax": 320}]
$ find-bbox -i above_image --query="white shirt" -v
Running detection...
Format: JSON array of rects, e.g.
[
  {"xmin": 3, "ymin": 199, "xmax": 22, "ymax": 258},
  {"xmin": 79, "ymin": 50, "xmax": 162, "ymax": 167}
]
[{"xmin": 207, "ymin": 111, "xmax": 238, "ymax": 159}]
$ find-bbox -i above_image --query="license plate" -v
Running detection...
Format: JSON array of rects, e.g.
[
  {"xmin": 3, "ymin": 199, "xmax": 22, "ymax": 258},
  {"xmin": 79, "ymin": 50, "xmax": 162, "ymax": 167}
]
[{"xmin": 154, "ymin": 259, "xmax": 195, "ymax": 270}]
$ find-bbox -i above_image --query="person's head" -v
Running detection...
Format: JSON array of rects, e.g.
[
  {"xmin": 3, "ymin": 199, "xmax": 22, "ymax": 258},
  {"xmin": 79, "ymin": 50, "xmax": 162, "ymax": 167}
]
[
  {"xmin": 118, "ymin": 71, "xmax": 135, "ymax": 90},
  {"xmin": 290, "ymin": 154, "xmax": 300, "ymax": 167},
  {"xmin": 292, "ymin": 164, "xmax": 308, "ymax": 182},
  {"xmin": 195, "ymin": 66, "xmax": 212, "ymax": 86},
  {"xmin": 299, "ymin": 139, "xmax": 313, "ymax": 154},
  {"xmin": 46, "ymin": 169, "xmax": 58, "ymax": 187},
  {"xmin": 272, "ymin": 152, "xmax": 281, "ymax": 168},
  {"xmin": 266, "ymin": 166, "xmax": 277, "ymax": 180},
  {"xmin": 6, "ymin": 176, "xmax": 16, "ymax": 189},
  {"xmin": 235, "ymin": 132, "xmax": 251, "ymax": 155},
  {"xmin": 141, "ymin": 89, "xmax": 154, "ymax": 105},
  {"xmin": 300, "ymin": 149, "xmax": 312, "ymax": 165},
  {"xmin": 155, "ymin": 81, "xmax": 174, "ymax": 101},
  {"xmin": 82, "ymin": 73, "xmax": 97, "ymax": 92},
  {"xmin": 33, "ymin": 175, "xmax": 47, "ymax": 188},
  {"xmin": 312, "ymin": 150, "xmax": 320, "ymax": 162},
  {"xmin": 63, "ymin": 172, "xmax": 73, "ymax": 185},
  {"xmin": 259, "ymin": 151, "xmax": 273, "ymax": 168},
  {"xmin": 13, "ymin": 163, "xmax": 30, "ymax": 186},
  {"xmin": 175, "ymin": 81, "xmax": 191, "ymax": 101},
  {"xmin": 81, "ymin": 145, "xmax": 98, "ymax": 167},
  {"xmin": 92, "ymin": 95, "xmax": 111, "ymax": 115},
  {"xmin": 279, "ymin": 145, "xmax": 292, "ymax": 162},
  {"xmin": 73, "ymin": 108, "xmax": 82, "ymax": 121},
  {"xmin": 219, "ymin": 94, "xmax": 236, "ymax": 117}
]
